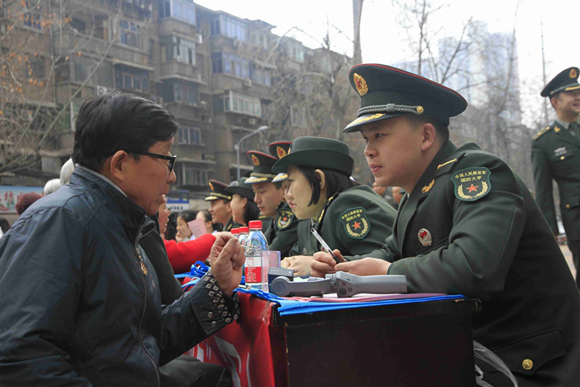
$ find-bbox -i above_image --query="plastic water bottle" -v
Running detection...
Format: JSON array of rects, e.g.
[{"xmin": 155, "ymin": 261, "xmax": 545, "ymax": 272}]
[
  {"xmin": 245, "ymin": 220, "xmax": 268, "ymax": 290},
  {"xmin": 231, "ymin": 228, "xmax": 240, "ymax": 239},
  {"xmin": 237, "ymin": 226, "xmax": 249, "ymax": 248}
]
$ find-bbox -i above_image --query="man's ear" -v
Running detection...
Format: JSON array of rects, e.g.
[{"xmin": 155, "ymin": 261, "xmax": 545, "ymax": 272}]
[
  {"xmin": 315, "ymin": 169, "xmax": 326, "ymax": 190},
  {"xmin": 420, "ymin": 122, "xmax": 437, "ymax": 152},
  {"xmin": 102, "ymin": 151, "xmax": 131, "ymax": 182}
]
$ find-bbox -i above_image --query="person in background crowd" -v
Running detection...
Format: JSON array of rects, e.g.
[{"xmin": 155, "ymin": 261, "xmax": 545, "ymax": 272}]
[
  {"xmin": 157, "ymin": 199, "xmax": 221, "ymax": 275},
  {"xmin": 0, "ymin": 92, "xmax": 243, "ymax": 387},
  {"xmin": 532, "ymin": 66, "xmax": 580, "ymax": 287},
  {"xmin": 0, "ymin": 216, "xmax": 10, "ymax": 238},
  {"xmin": 197, "ymin": 209, "xmax": 221, "ymax": 234},
  {"xmin": 246, "ymin": 144, "xmax": 299, "ymax": 258},
  {"xmin": 15, "ymin": 192, "xmax": 42, "ymax": 216},
  {"xmin": 391, "ymin": 186, "xmax": 404, "ymax": 209},
  {"xmin": 312, "ymin": 63, "xmax": 580, "ymax": 387},
  {"xmin": 43, "ymin": 178, "xmax": 62, "ymax": 196},
  {"xmin": 272, "ymin": 136, "xmax": 397, "ymax": 277},
  {"xmin": 60, "ymin": 158, "xmax": 75, "ymax": 186},
  {"xmin": 372, "ymin": 180, "xmax": 387, "ymax": 198},
  {"xmin": 205, "ymin": 179, "xmax": 241, "ymax": 231},
  {"xmin": 176, "ymin": 209, "xmax": 197, "ymax": 242},
  {"xmin": 225, "ymin": 177, "xmax": 260, "ymax": 226}
]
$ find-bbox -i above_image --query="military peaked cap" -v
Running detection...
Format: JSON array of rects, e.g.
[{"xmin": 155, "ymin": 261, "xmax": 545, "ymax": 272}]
[
  {"xmin": 225, "ymin": 177, "xmax": 255, "ymax": 201},
  {"xmin": 272, "ymin": 136, "xmax": 353, "ymax": 176},
  {"xmin": 245, "ymin": 151, "xmax": 278, "ymax": 184},
  {"xmin": 541, "ymin": 67, "xmax": 580, "ymax": 97},
  {"xmin": 344, "ymin": 63, "xmax": 468, "ymax": 132},
  {"xmin": 269, "ymin": 140, "xmax": 292, "ymax": 183},
  {"xmin": 204, "ymin": 179, "xmax": 232, "ymax": 201}
]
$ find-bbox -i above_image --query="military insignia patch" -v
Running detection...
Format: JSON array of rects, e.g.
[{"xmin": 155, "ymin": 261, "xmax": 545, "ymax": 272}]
[
  {"xmin": 340, "ymin": 207, "xmax": 370, "ymax": 239},
  {"xmin": 251, "ymin": 154, "xmax": 260, "ymax": 166},
  {"xmin": 209, "ymin": 182, "xmax": 214, "ymax": 191},
  {"xmin": 353, "ymin": 73, "xmax": 368, "ymax": 96},
  {"xmin": 421, "ymin": 179, "xmax": 434, "ymax": 194},
  {"xmin": 277, "ymin": 146, "xmax": 287, "ymax": 159},
  {"xmin": 451, "ymin": 167, "xmax": 491, "ymax": 202},
  {"xmin": 571, "ymin": 68, "xmax": 578, "ymax": 78},
  {"xmin": 276, "ymin": 208, "xmax": 294, "ymax": 230}
]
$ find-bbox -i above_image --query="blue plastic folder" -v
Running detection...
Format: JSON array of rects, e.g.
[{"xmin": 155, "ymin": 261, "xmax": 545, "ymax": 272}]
[{"xmin": 236, "ymin": 288, "xmax": 464, "ymax": 316}]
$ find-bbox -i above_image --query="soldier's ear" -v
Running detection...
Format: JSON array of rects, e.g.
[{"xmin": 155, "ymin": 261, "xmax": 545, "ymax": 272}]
[
  {"xmin": 315, "ymin": 169, "xmax": 326, "ymax": 191},
  {"xmin": 420, "ymin": 122, "xmax": 437, "ymax": 152}
]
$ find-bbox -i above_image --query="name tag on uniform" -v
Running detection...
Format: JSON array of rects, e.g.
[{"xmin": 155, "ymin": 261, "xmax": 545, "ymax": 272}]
[{"xmin": 554, "ymin": 147, "xmax": 568, "ymax": 157}]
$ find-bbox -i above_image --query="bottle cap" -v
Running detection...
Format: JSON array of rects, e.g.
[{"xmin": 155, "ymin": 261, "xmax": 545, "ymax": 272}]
[
  {"xmin": 248, "ymin": 220, "xmax": 262, "ymax": 229},
  {"xmin": 239, "ymin": 226, "xmax": 250, "ymax": 233},
  {"xmin": 231, "ymin": 228, "xmax": 240, "ymax": 235}
]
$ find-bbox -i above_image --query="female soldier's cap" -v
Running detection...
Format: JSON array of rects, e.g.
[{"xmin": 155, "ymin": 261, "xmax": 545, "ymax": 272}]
[
  {"xmin": 225, "ymin": 177, "xmax": 255, "ymax": 201},
  {"xmin": 245, "ymin": 151, "xmax": 278, "ymax": 184},
  {"xmin": 541, "ymin": 67, "xmax": 580, "ymax": 97},
  {"xmin": 344, "ymin": 63, "xmax": 467, "ymax": 133},
  {"xmin": 204, "ymin": 179, "xmax": 232, "ymax": 202},
  {"xmin": 268, "ymin": 140, "xmax": 292, "ymax": 183},
  {"xmin": 271, "ymin": 136, "xmax": 354, "ymax": 176}
]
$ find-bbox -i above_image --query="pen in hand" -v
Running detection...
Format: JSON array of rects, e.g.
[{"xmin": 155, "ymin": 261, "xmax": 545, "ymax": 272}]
[{"xmin": 310, "ymin": 227, "xmax": 341, "ymax": 264}]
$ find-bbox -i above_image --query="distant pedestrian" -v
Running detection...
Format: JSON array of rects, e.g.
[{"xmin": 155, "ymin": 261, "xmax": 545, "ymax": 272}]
[
  {"xmin": 43, "ymin": 178, "xmax": 62, "ymax": 196},
  {"xmin": 15, "ymin": 192, "xmax": 42, "ymax": 215}
]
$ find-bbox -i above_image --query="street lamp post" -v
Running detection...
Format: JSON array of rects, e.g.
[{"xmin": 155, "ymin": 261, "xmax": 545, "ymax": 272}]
[{"xmin": 234, "ymin": 125, "xmax": 268, "ymax": 181}]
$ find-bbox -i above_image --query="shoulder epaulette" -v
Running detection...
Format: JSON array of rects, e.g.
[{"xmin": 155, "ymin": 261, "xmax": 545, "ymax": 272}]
[{"xmin": 532, "ymin": 126, "xmax": 552, "ymax": 141}]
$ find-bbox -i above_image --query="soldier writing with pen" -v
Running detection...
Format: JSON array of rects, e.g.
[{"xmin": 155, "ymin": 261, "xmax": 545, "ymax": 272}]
[{"xmin": 311, "ymin": 64, "xmax": 580, "ymax": 386}]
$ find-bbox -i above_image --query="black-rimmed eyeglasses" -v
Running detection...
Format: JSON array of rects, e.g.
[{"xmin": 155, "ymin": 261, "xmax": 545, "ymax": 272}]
[{"xmin": 130, "ymin": 151, "xmax": 177, "ymax": 172}]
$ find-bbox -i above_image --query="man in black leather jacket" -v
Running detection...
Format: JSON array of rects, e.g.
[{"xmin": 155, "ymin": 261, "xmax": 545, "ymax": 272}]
[{"xmin": 0, "ymin": 92, "xmax": 245, "ymax": 387}]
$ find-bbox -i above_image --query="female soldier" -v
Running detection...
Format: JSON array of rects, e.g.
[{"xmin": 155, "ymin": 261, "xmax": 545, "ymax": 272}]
[
  {"xmin": 272, "ymin": 136, "xmax": 397, "ymax": 276},
  {"xmin": 225, "ymin": 177, "xmax": 260, "ymax": 226}
]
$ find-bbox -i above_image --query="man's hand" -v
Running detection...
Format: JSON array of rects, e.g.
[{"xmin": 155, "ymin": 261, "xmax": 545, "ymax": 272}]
[
  {"xmin": 335, "ymin": 258, "xmax": 391, "ymax": 276},
  {"xmin": 281, "ymin": 255, "xmax": 315, "ymax": 277},
  {"xmin": 311, "ymin": 249, "xmax": 345, "ymax": 277},
  {"xmin": 208, "ymin": 233, "xmax": 245, "ymax": 297}
]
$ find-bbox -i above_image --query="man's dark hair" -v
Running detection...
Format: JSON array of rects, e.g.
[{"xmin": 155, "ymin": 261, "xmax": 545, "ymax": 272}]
[
  {"xmin": 406, "ymin": 114, "xmax": 449, "ymax": 143},
  {"xmin": 73, "ymin": 92, "xmax": 179, "ymax": 172},
  {"xmin": 296, "ymin": 166, "xmax": 357, "ymax": 206}
]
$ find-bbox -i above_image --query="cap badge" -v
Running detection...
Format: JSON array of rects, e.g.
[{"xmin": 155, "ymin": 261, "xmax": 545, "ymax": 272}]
[
  {"xmin": 418, "ymin": 228, "xmax": 432, "ymax": 247},
  {"xmin": 451, "ymin": 167, "xmax": 492, "ymax": 202},
  {"xmin": 570, "ymin": 69, "xmax": 578, "ymax": 78},
  {"xmin": 251, "ymin": 154, "xmax": 260, "ymax": 166},
  {"xmin": 209, "ymin": 182, "xmax": 214, "ymax": 191},
  {"xmin": 353, "ymin": 73, "xmax": 368, "ymax": 96},
  {"xmin": 277, "ymin": 146, "xmax": 287, "ymax": 159}
]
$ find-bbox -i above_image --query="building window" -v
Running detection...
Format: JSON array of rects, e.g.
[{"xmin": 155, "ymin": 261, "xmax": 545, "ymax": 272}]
[
  {"xmin": 181, "ymin": 166, "xmax": 208, "ymax": 186},
  {"xmin": 148, "ymin": 39, "xmax": 155, "ymax": 62},
  {"xmin": 74, "ymin": 62, "xmax": 92, "ymax": 83},
  {"xmin": 210, "ymin": 15, "xmax": 247, "ymax": 41},
  {"xmin": 159, "ymin": 0, "xmax": 196, "ymax": 25},
  {"xmin": 250, "ymin": 64, "xmax": 271, "ymax": 86},
  {"xmin": 290, "ymin": 106, "xmax": 307, "ymax": 128},
  {"xmin": 211, "ymin": 52, "xmax": 249, "ymax": 78},
  {"xmin": 120, "ymin": 19, "xmax": 141, "ymax": 49},
  {"xmin": 178, "ymin": 127, "xmax": 201, "ymax": 145},
  {"xmin": 23, "ymin": 1, "xmax": 42, "ymax": 30},
  {"xmin": 161, "ymin": 35, "xmax": 196, "ymax": 65},
  {"xmin": 115, "ymin": 66, "xmax": 149, "ymax": 92},
  {"xmin": 173, "ymin": 82, "xmax": 198, "ymax": 105},
  {"xmin": 222, "ymin": 91, "xmax": 261, "ymax": 117}
]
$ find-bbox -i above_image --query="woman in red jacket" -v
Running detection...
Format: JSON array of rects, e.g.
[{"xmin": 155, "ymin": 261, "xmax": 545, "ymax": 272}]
[{"xmin": 158, "ymin": 199, "xmax": 220, "ymax": 274}]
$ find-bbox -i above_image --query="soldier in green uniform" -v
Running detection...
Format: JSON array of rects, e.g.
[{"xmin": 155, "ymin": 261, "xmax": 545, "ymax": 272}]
[
  {"xmin": 311, "ymin": 63, "xmax": 580, "ymax": 386},
  {"xmin": 272, "ymin": 136, "xmax": 397, "ymax": 277},
  {"xmin": 245, "ymin": 142, "xmax": 300, "ymax": 258},
  {"xmin": 204, "ymin": 179, "xmax": 241, "ymax": 231},
  {"xmin": 225, "ymin": 177, "xmax": 260, "ymax": 226},
  {"xmin": 532, "ymin": 67, "xmax": 580, "ymax": 287}
]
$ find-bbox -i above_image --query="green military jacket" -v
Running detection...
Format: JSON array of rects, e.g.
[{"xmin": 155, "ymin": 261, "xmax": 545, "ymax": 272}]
[
  {"xmin": 367, "ymin": 140, "xmax": 580, "ymax": 385},
  {"xmin": 531, "ymin": 121, "xmax": 580, "ymax": 239},
  {"xmin": 262, "ymin": 202, "xmax": 299, "ymax": 258},
  {"xmin": 224, "ymin": 217, "xmax": 242, "ymax": 232},
  {"xmin": 289, "ymin": 185, "xmax": 396, "ymax": 258}
]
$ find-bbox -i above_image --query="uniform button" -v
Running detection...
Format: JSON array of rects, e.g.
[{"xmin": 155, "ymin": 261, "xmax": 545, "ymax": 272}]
[
  {"xmin": 522, "ymin": 359, "xmax": 533, "ymax": 371},
  {"xmin": 561, "ymin": 156, "xmax": 565, "ymax": 160},
  {"xmin": 211, "ymin": 321, "xmax": 217, "ymax": 328},
  {"xmin": 566, "ymin": 204, "xmax": 571, "ymax": 209},
  {"xmin": 208, "ymin": 312, "xmax": 214, "ymax": 318}
]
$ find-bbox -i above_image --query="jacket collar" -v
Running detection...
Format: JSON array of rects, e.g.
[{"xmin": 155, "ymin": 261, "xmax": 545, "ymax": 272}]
[
  {"xmin": 396, "ymin": 140, "xmax": 458, "ymax": 247},
  {"xmin": 70, "ymin": 167, "xmax": 154, "ymax": 243}
]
